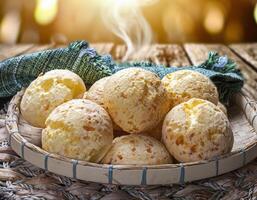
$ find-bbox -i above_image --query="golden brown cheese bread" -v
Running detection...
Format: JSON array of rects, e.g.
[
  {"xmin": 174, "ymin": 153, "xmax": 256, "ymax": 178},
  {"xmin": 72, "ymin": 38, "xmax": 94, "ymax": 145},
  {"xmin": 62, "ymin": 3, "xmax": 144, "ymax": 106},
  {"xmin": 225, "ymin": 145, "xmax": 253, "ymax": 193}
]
[
  {"xmin": 217, "ymin": 101, "xmax": 227, "ymax": 116},
  {"xmin": 21, "ymin": 70, "xmax": 86, "ymax": 128},
  {"xmin": 139, "ymin": 121, "xmax": 163, "ymax": 141},
  {"xmin": 84, "ymin": 77, "xmax": 110, "ymax": 109},
  {"xmin": 162, "ymin": 98, "xmax": 233, "ymax": 162},
  {"xmin": 42, "ymin": 99, "xmax": 113, "ymax": 163},
  {"xmin": 103, "ymin": 68, "xmax": 170, "ymax": 134},
  {"xmin": 83, "ymin": 76, "xmax": 122, "ymax": 131},
  {"xmin": 102, "ymin": 135, "xmax": 172, "ymax": 165},
  {"xmin": 162, "ymin": 70, "xmax": 219, "ymax": 107}
]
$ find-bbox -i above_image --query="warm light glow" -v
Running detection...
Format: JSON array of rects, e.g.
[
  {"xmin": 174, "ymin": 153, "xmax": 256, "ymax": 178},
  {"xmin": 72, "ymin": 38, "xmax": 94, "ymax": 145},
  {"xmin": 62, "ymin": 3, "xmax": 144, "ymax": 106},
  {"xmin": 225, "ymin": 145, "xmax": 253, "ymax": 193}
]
[
  {"xmin": 102, "ymin": 0, "xmax": 157, "ymax": 60},
  {"xmin": 105, "ymin": 0, "xmax": 157, "ymax": 7},
  {"xmin": 254, "ymin": 3, "xmax": 257, "ymax": 24},
  {"xmin": 204, "ymin": 6, "xmax": 225, "ymax": 34},
  {"xmin": 0, "ymin": 11, "xmax": 20, "ymax": 43},
  {"xmin": 114, "ymin": 0, "xmax": 136, "ymax": 7},
  {"xmin": 34, "ymin": 0, "xmax": 58, "ymax": 25},
  {"xmin": 162, "ymin": 4, "xmax": 195, "ymax": 42},
  {"xmin": 225, "ymin": 21, "xmax": 244, "ymax": 42}
]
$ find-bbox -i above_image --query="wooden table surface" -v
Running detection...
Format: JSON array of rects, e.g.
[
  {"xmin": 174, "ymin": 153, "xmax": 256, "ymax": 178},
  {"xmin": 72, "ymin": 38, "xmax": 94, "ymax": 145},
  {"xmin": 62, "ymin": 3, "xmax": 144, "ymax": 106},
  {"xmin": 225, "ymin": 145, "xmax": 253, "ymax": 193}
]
[
  {"xmin": 0, "ymin": 43, "xmax": 256, "ymax": 99},
  {"xmin": 0, "ymin": 43, "xmax": 257, "ymax": 199}
]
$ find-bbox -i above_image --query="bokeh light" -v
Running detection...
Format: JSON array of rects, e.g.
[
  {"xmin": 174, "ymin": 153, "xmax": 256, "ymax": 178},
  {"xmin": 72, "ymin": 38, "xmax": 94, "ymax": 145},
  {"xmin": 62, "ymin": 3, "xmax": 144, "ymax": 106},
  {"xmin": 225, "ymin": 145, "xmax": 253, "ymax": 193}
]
[
  {"xmin": 162, "ymin": 4, "xmax": 195, "ymax": 42},
  {"xmin": 34, "ymin": 0, "xmax": 58, "ymax": 25},
  {"xmin": 0, "ymin": 0, "xmax": 256, "ymax": 44},
  {"xmin": 254, "ymin": 3, "xmax": 257, "ymax": 24},
  {"xmin": 203, "ymin": 2, "xmax": 225, "ymax": 34},
  {"xmin": 0, "ymin": 11, "xmax": 20, "ymax": 43}
]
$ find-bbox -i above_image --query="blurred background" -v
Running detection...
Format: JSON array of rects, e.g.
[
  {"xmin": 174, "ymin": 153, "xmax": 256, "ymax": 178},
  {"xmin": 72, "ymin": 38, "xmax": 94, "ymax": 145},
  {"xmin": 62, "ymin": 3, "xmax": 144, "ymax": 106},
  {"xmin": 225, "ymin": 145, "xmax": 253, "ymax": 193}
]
[{"xmin": 0, "ymin": 0, "xmax": 257, "ymax": 44}]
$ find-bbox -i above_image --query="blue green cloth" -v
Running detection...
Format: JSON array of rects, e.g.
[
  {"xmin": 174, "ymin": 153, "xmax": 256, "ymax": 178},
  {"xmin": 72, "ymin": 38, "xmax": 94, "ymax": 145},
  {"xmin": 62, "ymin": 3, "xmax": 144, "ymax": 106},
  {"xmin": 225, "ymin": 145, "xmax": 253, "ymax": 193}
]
[{"xmin": 0, "ymin": 41, "xmax": 244, "ymax": 103}]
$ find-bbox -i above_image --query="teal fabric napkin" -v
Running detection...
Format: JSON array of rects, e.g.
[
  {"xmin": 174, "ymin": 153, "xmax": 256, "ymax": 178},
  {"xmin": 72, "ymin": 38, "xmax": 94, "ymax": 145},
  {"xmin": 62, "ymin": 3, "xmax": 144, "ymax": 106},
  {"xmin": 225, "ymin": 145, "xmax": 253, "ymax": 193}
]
[{"xmin": 0, "ymin": 41, "xmax": 244, "ymax": 104}]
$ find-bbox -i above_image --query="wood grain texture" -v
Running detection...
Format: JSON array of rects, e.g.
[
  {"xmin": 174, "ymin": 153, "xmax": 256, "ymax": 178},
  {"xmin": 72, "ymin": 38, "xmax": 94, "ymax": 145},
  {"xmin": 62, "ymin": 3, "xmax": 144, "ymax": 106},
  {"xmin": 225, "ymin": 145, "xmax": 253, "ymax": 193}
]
[
  {"xmin": 24, "ymin": 44, "xmax": 56, "ymax": 54},
  {"xmin": 230, "ymin": 43, "xmax": 257, "ymax": 71},
  {"xmin": 113, "ymin": 44, "xmax": 190, "ymax": 66},
  {"xmin": 0, "ymin": 44, "xmax": 34, "ymax": 61},
  {"xmin": 91, "ymin": 43, "xmax": 114, "ymax": 54},
  {"xmin": 184, "ymin": 44, "xmax": 257, "ymax": 99}
]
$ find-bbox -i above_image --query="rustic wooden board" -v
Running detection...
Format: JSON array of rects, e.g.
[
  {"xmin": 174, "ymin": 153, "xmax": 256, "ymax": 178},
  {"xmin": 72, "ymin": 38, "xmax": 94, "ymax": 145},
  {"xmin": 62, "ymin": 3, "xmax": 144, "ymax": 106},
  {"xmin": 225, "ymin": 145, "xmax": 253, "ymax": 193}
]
[
  {"xmin": 184, "ymin": 44, "xmax": 257, "ymax": 99},
  {"xmin": 24, "ymin": 44, "xmax": 56, "ymax": 54},
  {"xmin": 230, "ymin": 43, "xmax": 257, "ymax": 71},
  {"xmin": 0, "ymin": 44, "xmax": 34, "ymax": 61},
  {"xmin": 113, "ymin": 44, "xmax": 190, "ymax": 66},
  {"xmin": 91, "ymin": 43, "xmax": 114, "ymax": 54}
]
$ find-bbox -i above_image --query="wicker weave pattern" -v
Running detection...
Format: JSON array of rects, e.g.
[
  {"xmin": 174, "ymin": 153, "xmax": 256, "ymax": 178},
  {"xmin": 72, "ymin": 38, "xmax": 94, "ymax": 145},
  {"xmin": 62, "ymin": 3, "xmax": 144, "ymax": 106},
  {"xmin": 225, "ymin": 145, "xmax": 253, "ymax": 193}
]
[
  {"xmin": 1, "ymin": 116, "xmax": 257, "ymax": 199},
  {"xmin": 0, "ymin": 89, "xmax": 254, "ymax": 190},
  {"xmin": 1, "ymin": 42, "xmax": 257, "ymax": 199}
]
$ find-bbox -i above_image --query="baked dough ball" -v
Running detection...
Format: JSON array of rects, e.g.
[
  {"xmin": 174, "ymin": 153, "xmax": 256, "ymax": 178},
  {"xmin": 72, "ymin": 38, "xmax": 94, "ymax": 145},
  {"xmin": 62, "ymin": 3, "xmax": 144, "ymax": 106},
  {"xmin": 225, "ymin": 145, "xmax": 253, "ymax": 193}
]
[
  {"xmin": 42, "ymin": 99, "xmax": 113, "ymax": 162},
  {"xmin": 102, "ymin": 135, "xmax": 172, "ymax": 165},
  {"xmin": 104, "ymin": 68, "xmax": 170, "ymax": 133},
  {"xmin": 140, "ymin": 121, "xmax": 163, "ymax": 141},
  {"xmin": 162, "ymin": 70, "xmax": 219, "ymax": 107},
  {"xmin": 162, "ymin": 98, "xmax": 233, "ymax": 162},
  {"xmin": 21, "ymin": 70, "xmax": 86, "ymax": 128},
  {"xmin": 84, "ymin": 77, "xmax": 110, "ymax": 109},
  {"xmin": 217, "ymin": 102, "xmax": 227, "ymax": 116},
  {"xmin": 83, "ymin": 76, "xmax": 121, "ymax": 131}
]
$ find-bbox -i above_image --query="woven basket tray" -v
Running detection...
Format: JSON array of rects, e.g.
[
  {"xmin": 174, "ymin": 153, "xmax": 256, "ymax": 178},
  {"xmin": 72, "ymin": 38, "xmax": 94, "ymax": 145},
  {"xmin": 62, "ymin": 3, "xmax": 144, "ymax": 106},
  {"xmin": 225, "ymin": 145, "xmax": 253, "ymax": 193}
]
[{"xmin": 5, "ymin": 89, "xmax": 257, "ymax": 186}]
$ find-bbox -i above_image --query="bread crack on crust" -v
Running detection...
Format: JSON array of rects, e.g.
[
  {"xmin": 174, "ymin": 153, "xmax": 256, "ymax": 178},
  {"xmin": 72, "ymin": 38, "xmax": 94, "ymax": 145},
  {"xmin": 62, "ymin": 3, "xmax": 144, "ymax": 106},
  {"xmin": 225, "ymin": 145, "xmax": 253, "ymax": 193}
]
[
  {"xmin": 42, "ymin": 99, "xmax": 113, "ymax": 163},
  {"xmin": 21, "ymin": 70, "xmax": 86, "ymax": 128},
  {"xmin": 163, "ymin": 98, "xmax": 233, "ymax": 162}
]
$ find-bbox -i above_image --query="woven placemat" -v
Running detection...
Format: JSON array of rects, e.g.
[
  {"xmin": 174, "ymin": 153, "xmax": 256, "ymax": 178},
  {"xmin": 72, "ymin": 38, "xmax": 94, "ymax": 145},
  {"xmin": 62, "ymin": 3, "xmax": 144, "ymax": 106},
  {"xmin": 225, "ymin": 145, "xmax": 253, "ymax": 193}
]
[{"xmin": 1, "ymin": 105, "xmax": 257, "ymax": 200}]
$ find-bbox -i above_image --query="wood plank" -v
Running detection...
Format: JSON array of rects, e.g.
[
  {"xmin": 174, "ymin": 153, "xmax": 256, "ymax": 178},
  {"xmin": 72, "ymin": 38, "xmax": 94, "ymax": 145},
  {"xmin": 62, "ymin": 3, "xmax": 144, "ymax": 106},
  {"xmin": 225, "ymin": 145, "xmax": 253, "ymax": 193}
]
[
  {"xmin": 91, "ymin": 43, "xmax": 114, "ymax": 54},
  {"xmin": 24, "ymin": 44, "xmax": 55, "ymax": 54},
  {"xmin": 0, "ymin": 43, "xmax": 114, "ymax": 58},
  {"xmin": 113, "ymin": 44, "xmax": 190, "ymax": 66},
  {"xmin": 0, "ymin": 44, "xmax": 34, "ymax": 61},
  {"xmin": 184, "ymin": 44, "xmax": 257, "ymax": 99},
  {"xmin": 229, "ymin": 43, "xmax": 257, "ymax": 70},
  {"xmin": 113, "ymin": 45, "xmax": 126, "ymax": 61}
]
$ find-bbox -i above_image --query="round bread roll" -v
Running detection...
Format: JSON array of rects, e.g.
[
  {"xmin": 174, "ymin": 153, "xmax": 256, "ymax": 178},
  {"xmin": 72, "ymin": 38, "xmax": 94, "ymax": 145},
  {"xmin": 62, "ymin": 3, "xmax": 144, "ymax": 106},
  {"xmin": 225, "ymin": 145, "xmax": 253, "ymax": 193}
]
[
  {"xmin": 140, "ymin": 121, "xmax": 163, "ymax": 141},
  {"xmin": 83, "ymin": 77, "xmax": 121, "ymax": 131},
  {"xmin": 217, "ymin": 102, "xmax": 227, "ymax": 116},
  {"xmin": 102, "ymin": 135, "xmax": 172, "ymax": 165},
  {"xmin": 84, "ymin": 77, "xmax": 110, "ymax": 109},
  {"xmin": 104, "ymin": 68, "xmax": 170, "ymax": 133},
  {"xmin": 162, "ymin": 98, "xmax": 233, "ymax": 162},
  {"xmin": 42, "ymin": 99, "xmax": 113, "ymax": 162},
  {"xmin": 21, "ymin": 70, "xmax": 86, "ymax": 128},
  {"xmin": 162, "ymin": 70, "xmax": 219, "ymax": 107}
]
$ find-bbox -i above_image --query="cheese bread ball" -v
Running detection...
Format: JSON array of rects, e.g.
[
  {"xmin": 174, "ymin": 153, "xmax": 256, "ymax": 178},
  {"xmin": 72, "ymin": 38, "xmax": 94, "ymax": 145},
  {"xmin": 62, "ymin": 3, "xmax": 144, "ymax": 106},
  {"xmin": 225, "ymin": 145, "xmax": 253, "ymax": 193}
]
[
  {"xmin": 21, "ymin": 70, "xmax": 86, "ymax": 128},
  {"xmin": 140, "ymin": 121, "xmax": 163, "ymax": 141},
  {"xmin": 42, "ymin": 99, "xmax": 113, "ymax": 162},
  {"xmin": 83, "ymin": 77, "xmax": 121, "ymax": 131},
  {"xmin": 102, "ymin": 135, "xmax": 172, "ymax": 165},
  {"xmin": 162, "ymin": 70, "xmax": 219, "ymax": 107},
  {"xmin": 104, "ymin": 68, "xmax": 170, "ymax": 133},
  {"xmin": 162, "ymin": 98, "xmax": 233, "ymax": 162},
  {"xmin": 84, "ymin": 77, "xmax": 110, "ymax": 109},
  {"xmin": 217, "ymin": 102, "xmax": 227, "ymax": 116}
]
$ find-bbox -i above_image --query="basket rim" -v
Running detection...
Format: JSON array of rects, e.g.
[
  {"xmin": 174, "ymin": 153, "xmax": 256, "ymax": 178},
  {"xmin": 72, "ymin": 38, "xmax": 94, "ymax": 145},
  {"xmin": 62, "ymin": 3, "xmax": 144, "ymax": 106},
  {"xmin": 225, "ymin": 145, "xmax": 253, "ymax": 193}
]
[{"xmin": 5, "ymin": 89, "xmax": 257, "ymax": 185}]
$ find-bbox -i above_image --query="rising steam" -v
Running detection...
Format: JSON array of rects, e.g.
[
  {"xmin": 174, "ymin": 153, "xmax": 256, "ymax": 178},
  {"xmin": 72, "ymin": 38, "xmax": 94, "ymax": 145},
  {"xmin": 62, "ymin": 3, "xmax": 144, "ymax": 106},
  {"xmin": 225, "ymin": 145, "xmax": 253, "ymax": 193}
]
[{"xmin": 102, "ymin": 0, "xmax": 158, "ymax": 61}]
